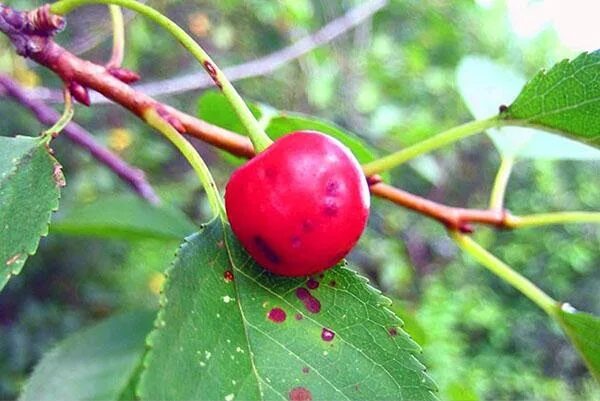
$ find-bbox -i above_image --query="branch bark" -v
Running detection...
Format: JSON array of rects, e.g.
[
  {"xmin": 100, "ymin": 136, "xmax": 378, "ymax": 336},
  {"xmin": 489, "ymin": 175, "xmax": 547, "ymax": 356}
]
[{"xmin": 0, "ymin": 2, "xmax": 511, "ymax": 232}]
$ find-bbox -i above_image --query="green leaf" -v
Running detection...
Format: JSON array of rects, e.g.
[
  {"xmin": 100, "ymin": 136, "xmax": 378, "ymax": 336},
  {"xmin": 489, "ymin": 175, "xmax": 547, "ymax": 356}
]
[
  {"xmin": 554, "ymin": 303, "xmax": 600, "ymax": 382},
  {"xmin": 19, "ymin": 310, "xmax": 155, "ymax": 401},
  {"xmin": 0, "ymin": 135, "xmax": 62, "ymax": 291},
  {"xmin": 51, "ymin": 195, "xmax": 196, "ymax": 240},
  {"xmin": 197, "ymin": 90, "xmax": 379, "ymax": 165},
  {"xmin": 139, "ymin": 219, "xmax": 436, "ymax": 400},
  {"xmin": 456, "ymin": 56, "xmax": 600, "ymax": 159},
  {"xmin": 266, "ymin": 114, "xmax": 377, "ymax": 165},
  {"xmin": 502, "ymin": 50, "xmax": 600, "ymax": 149},
  {"xmin": 198, "ymin": 90, "xmax": 264, "ymax": 136}
]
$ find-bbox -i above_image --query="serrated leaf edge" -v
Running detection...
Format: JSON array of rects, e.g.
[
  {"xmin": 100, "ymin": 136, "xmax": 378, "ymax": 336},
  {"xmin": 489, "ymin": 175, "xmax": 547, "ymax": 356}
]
[{"xmin": 1, "ymin": 136, "xmax": 63, "ymax": 290}]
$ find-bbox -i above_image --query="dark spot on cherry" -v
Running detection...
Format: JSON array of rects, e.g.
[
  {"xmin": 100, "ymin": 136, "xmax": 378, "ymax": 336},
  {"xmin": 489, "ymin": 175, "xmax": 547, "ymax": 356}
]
[
  {"xmin": 302, "ymin": 220, "xmax": 314, "ymax": 233},
  {"xmin": 253, "ymin": 236, "xmax": 281, "ymax": 264},
  {"xmin": 302, "ymin": 367, "xmax": 310, "ymax": 374},
  {"xmin": 388, "ymin": 327, "xmax": 398, "ymax": 336},
  {"xmin": 223, "ymin": 270, "xmax": 234, "ymax": 282},
  {"xmin": 291, "ymin": 236, "xmax": 301, "ymax": 248},
  {"xmin": 267, "ymin": 307, "xmax": 286, "ymax": 323},
  {"xmin": 295, "ymin": 288, "xmax": 321, "ymax": 313},
  {"xmin": 325, "ymin": 180, "xmax": 339, "ymax": 196},
  {"xmin": 265, "ymin": 167, "xmax": 277, "ymax": 179},
  {"xmin": 306, "ymin": 278, "xmax": 319, "ymax": 289},
  {"xmin": 321, "ymin": 328, "xmax": 335, "ymax": 342},
  {"xmin": 295, "ymin": 313, "xmax": 303, "ymax": 320},
  {"xmin": 289, "ymin": 387, "xmax": 312, "ymax": 401},
  {"xmin": 323, "ymin": 198, "xmax": 338, "ymax": 216}
]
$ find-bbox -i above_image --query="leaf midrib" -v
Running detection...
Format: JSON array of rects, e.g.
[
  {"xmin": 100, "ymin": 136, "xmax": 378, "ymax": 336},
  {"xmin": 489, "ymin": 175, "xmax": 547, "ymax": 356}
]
[{"xmin": 221, "ymin": 223, "xmax": 414, "ymax": 400}]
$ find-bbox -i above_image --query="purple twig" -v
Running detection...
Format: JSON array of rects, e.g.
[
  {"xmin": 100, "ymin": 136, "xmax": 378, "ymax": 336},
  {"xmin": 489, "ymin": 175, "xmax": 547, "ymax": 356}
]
[{"xmin": 0, "ymin": 74, "xmax": 160, "ymax": 204}]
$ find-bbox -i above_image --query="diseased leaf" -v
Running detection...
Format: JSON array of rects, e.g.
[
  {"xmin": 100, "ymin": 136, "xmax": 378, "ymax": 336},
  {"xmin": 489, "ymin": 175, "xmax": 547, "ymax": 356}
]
[
  {"xmin": 554, "ymin": 303, "xmax": 600, "ymax": 382},
  {"xmin": 456, "ymin": 55, "xmax": 600, "ymax": 159},
  {"xmin": 51, "ymin": 195, "xmax": 196, "ymax": 240},
  {"xmin": 19, "ymin": 310, "xmax": 155, "ymax": 401},
  {"xmin": 502, "ymin": 50, "xmax": 600, "ymax": 148},
  {"xmin": 0, "ymin": 135, "xmax": 62, "ymax": 291},
  {"xmin": 138, "ymin": 219, "xmax": 436, "ymax": 401}
]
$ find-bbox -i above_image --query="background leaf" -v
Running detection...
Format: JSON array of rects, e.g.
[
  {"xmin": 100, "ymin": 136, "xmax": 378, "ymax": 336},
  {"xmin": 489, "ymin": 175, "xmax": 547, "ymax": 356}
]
[
  {"xmin": 456, "ymin": 56, "xmax": 600, "ymax": 160},
  {"xmin": 554, "ymin": 304, "xmax": 600, "ymax": 382},
  {"xmin": 502, "ymin": 50, "xmax": 600, "ymax": 148},
  {"xmin": 19, "ymin": 310, "xmax": 155, "ymax": 401},
  {"xmin": 139, "ymin": 219, "xmax": 436, "ymax": 401},
  {"xmin": 50, "ymin": 195, "xmax": 197, "ymax": 240},
  {"xmin": 0, "ymin": 136, "xmax": 62, "ymax": 291},
  {"xmin": 198, "ymin": 91, "xmax": 379, "ymax": 164}
]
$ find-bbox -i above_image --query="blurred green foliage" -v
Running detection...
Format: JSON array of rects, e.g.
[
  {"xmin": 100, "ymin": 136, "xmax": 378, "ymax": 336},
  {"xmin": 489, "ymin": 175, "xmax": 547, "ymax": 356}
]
[{"xmin": 1, "ymin": 0, "xmax": 599, "ymax": 400}]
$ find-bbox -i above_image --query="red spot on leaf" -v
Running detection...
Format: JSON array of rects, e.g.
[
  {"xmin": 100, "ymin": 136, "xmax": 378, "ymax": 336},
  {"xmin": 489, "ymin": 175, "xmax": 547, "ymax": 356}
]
[
  {"xmin": 306, "ymin": 278, "xmax": 319, "ymax": 289},
  {"xmin": 267, "ymin": 307, "xmax": 286, "ymax": 323},
  {"xmin": 321, "ymin": 328, "xmax": 335, "ymax": 342},
  {"xmin": 388, "ymin": 327, "xmax": 398, "ymax": 336},
  {"xmin": 295, "ymin": 288, "xmax": 321, "ymax": 313},
  {"xmin": 289, "ymin": 387, "xmax": 312, "ymax": 401},
  {"xmin": 223, "ymin": 270, "xmax": 234, "ymax": 282}
]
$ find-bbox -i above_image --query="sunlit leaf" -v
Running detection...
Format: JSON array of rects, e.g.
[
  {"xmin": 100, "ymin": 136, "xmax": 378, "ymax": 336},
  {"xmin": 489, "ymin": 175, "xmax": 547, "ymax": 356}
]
[
  {"xmin": 456, "ymin": 56, "xmax": 600, "ymax": 160},
  {"xmin": 502, "ymin": 50, "xmax": 600, "ymax": 150},
  {"xmin": 138, "ymin": 219, "xmax": 436, "ymax": 400}
]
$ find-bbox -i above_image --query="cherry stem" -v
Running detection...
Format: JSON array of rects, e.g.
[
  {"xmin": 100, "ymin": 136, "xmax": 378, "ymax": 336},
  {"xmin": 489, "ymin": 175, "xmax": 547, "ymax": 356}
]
[
  {"xmin": 361, "ymin": 116, "xmax": 502, "ymax": 175},
  {"xmin": 106, "ymin": 5, "xmax": 124, "ymax": 69},
  {"xmin": 50, "ymin": 0, "xmax": 273, "ymax": 153},
  {"xmin": 450, "ymin": 231, "xmax": 558, "ymax": 317},
  {"xmin": 143, "ymin": 108, "xmax": 226, "ymax": 220},
  {"xmin": 42, "ymin": 86, "xmax": 73, "ymax": 140},
  {"xmin": 488, "ymin": 156, "xmax": 515, "ymax": 210}
]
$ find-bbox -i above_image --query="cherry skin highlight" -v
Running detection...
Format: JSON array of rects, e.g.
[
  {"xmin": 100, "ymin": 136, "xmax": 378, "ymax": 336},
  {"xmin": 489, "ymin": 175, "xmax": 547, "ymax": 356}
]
[{"xmin": 225, "ymin": 130, "xmax": 370, "ymax": 276}]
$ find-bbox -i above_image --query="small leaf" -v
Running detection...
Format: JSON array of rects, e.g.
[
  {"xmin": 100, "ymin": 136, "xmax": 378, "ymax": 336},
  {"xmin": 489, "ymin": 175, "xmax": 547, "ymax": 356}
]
[
  {"xmin": 266, "ymin": 114, "xmax": 378, "ymax": 165},
  {"xmin": 0, "ymin": 136, "xmax": 62, "ymax": 291},
  {"xmin": 554, "ymin": 303, "xmax": 600, "ymax": 382},
  {"xmin": 19, "ymin": 310, "xmax": 155, "ymax": 401},
  {"xmin": 197, "ymin": 90, "xmax": 379, "ymax": 165},
  {"xmin": 51, "ymin": 195, "xmax": 196, "ymax": 240},
  {"xmin": 502, "ymin": 50, "xmax": 600, "ymax": 149},
  {"xmin": 138, "ymin": 219, "xmax": 436, "ymax": 400},
  {"xmin": 198, "ymin": 90, "xmax": 264, "ymax": 136},
  {"xmin": 456, "ymin": 56, "xmax": 600, "ymax": 159}
]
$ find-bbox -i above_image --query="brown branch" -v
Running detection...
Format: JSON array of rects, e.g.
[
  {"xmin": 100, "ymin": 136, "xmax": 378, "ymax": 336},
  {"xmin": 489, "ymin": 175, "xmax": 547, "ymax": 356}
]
[
  {"xmin": 0, "ymin": 2, "xmax": 511, "ymax": 232},
  {"xmin": 25, "ymin": 0, "xmax": 388, "ymax": 102}
]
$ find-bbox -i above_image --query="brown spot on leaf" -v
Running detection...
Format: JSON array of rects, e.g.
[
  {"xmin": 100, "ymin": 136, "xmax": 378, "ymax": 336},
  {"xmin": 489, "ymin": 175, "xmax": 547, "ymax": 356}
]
[{"xmin": 53, "ymin": 164, "xmax": 65, "ymax": 187}]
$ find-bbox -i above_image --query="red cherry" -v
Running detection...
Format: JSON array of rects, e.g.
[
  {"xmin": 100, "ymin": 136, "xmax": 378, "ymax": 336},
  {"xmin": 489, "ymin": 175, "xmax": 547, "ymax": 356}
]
[{"xmin": 225, "ymin": 131, "xmax": 370, "ymax": 276}]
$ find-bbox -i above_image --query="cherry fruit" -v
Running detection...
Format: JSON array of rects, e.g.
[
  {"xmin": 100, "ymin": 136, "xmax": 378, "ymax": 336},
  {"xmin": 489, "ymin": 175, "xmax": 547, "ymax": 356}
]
[{"xmin": 225, "ymin": 130, "xmax": 370, "ymax": 276}]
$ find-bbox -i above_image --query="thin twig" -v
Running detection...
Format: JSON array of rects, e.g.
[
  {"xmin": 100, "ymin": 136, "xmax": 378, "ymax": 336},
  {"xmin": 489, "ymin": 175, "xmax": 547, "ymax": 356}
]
[
  {"xmin": 0, "ymin": 2, "xmax": 514, "ymax": 231},
  {"xmin": 24, "ymin": 0, "xmax": 388, "ymax": 102},
  {"xmin": 0, "ymin": 74, "xmax": 160, "ymax": 204}
]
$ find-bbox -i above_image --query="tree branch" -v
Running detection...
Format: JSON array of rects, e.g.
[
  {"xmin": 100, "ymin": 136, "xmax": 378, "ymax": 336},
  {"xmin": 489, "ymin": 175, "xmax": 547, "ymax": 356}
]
[
  {"xmin": 0, "ymin": 74, "xmax": 160, "ymax": 204},
  {"xmin": 24, "ymin": 0, "xmax": 388, "ymax": 102},
  {"xmin": 0, "ymin": 2, "xmax": 514, "ymax": 231}
]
